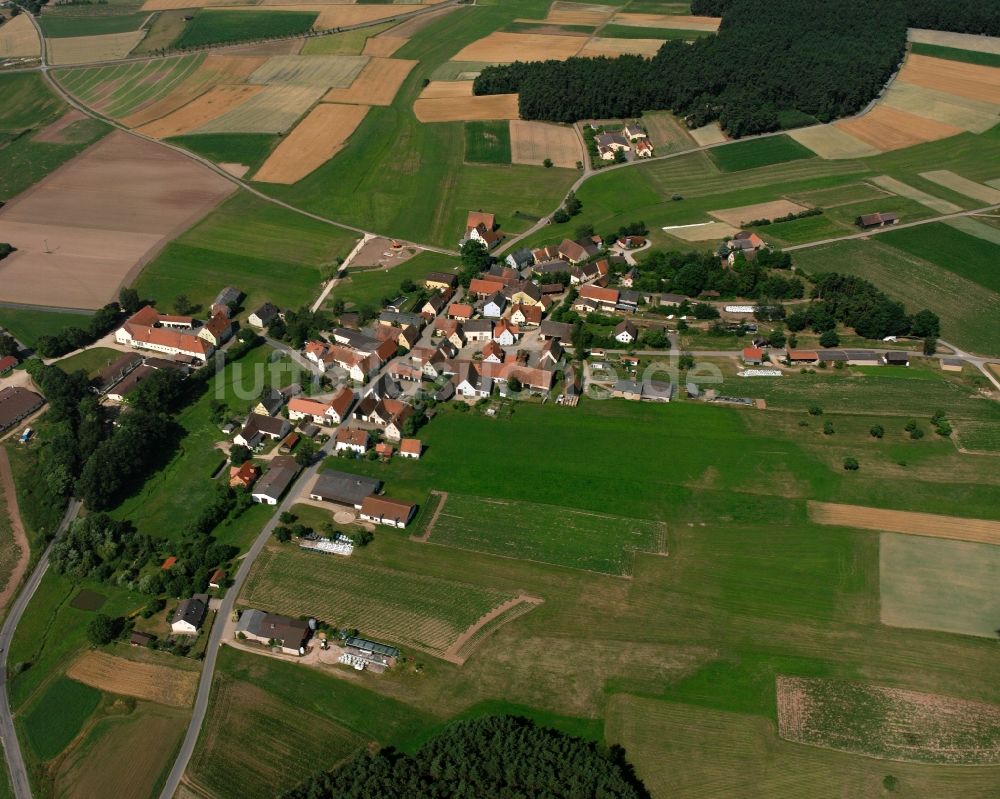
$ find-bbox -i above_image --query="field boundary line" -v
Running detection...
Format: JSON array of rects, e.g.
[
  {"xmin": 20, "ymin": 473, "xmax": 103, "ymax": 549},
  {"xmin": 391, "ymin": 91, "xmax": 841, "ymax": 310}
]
[
  {"xmin": 808, "ymin": 500, "xmax": 1000, "ymax": 545},
  {"xmin": 410, "ymin": 489, "xmax": 447, "ymax": 543},
  {"xmin": 442, "ymin": 593, "xmax": 543, "ymax": 665}
]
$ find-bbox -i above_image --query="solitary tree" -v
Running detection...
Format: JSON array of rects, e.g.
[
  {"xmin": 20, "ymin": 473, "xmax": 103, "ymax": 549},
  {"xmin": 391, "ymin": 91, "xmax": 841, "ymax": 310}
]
[
  {"xmin": 870, "ymin": 424, "xmax": 884, "ymax": 439},
  {"xmin": 87, "ymin": 614, "xmax": 120, "ymax": 646},
  {"xmin": 843, "ymin": 457, "xmax": 859, "ymax": 471}
]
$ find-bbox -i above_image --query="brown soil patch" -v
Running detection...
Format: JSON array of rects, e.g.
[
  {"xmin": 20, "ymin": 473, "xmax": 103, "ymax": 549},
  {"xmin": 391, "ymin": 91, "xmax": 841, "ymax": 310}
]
[
  {"xmin": 663, "ymin": 221, "xmax": 739, "ymax": 241},
  {"xmin": 254, "ymin": 103, "xmax": 369, "ymax": 184},
  {"xmin": 808, "ymin": 500, "xmax": 1000, "ymax": 545},
  {"xmin": 219, "ymin": 162, "xmax": 250, "ymax": 178},
  {"xmin": 0, "ymin": 130, "xmax": 234, "ymax": 309},
  {"xmin": 510, "ymin": 119, "xmax": 581, "ymax": 167},
  {"xmin": 443, "ymin": 593, "xmax": 543, "ymax": 665},
  {"xmin": 710, "ymin": 200, "xmax": 807, "ymax": 226},
  {"xmin": 414, "ymin": 93, "xmax": 519, "ymax": 123},
  {"xmin": 0, "ymin": 449, "xmax": 28, "ymax": 614},
  {"xmin": 579, "ymin": 37, "xmax": 663, "ymax": 58},
  {"xmin": 67, "ymin": 650, "xmax": 198, "ymax": 707},
  {"xmin": 419, "ymin": 80, "xmax": 473, "ymax": 99},
  {"xmin": 136, "ymin": 84, "xmax": 264, "ymax": 138},
  {"xmin": 363, "ymin": 36, "xmax": 408, "ymax": 58},
  {"xmin": 120, "ymin": 55, "xmax": 266, "ymax": 128},
  {"xmin": 836, "ymin": 105, "xmax": 964, "ymax": 152},
  {"xmin": 377, "ymin": 2, "xmax": 459, "ymax": 38},
  {"xmin": 612, "ymin": 12, "xmax": 721, "ymax": 31},
  {"xmin": 32, "ymin": 109, "xmax": 86, "ymax": 143},
  {"xmin": 323, "ymin": 57, "xmax": 416, "ymax": 106},
  {"xmin": 452, "ymin": 31, "xmax": 586, "ymax": 63},
  {"xmin": 899, "ymin": 53, "xmax": 1000, "ymax": 104},
  {"xmin": 0, "ymin": 13, "xmax": 40, "ymax": 58}
]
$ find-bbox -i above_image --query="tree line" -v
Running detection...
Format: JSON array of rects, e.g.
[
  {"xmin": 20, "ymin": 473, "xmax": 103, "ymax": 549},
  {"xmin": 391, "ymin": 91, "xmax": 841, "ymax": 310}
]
[
  {"xmin": 282, "ymin": 715, "xmax": 650, "ymax": 799},
  {"xmin": 474, "ymin": 0, "xmax": 907, "ymax": 136}
]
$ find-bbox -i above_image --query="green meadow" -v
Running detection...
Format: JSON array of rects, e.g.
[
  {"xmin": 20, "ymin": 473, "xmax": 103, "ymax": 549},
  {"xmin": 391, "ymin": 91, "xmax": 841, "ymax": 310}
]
[
  {"xmin": 331, "ymin": 250, "xmax": 458, "ymax": 312},
  {"xmin": 909, "ymin": 42, "xmax": 1000, "ymax": 68},
  {"xmin": 22, "ymin": 678, "xmax": 102, "ymax": 761},
  {"xmin": 38, "ymin": 13, "xmax": 148, "ymax": 38},
  {"xmin": 878, "ymin": 222, "xmax": 1000, "ymax": 294},
  {"xmin": 166, "ymin": 133, "xmax": 279, "ymax": 175},
  {"xmin": 0, "ymin": 308, "xmax": 92, "ymax": 347},
  {"xmin": 464, "ymin": 121, "xmax": 512, "ymax": 165},
  {"xmin": 708, "ymin": 135, "xmax": 815, "ymax": 172},
  {"xmin": 174, "ymin": 10, "xmax": 317, "ymax": 49}
]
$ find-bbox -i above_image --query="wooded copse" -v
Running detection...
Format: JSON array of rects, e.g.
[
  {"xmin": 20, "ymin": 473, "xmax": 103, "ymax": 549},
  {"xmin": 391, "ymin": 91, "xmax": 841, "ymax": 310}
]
[{"xmin": 474, "ymin": 0, "xmax": 907, "ymax": 136}]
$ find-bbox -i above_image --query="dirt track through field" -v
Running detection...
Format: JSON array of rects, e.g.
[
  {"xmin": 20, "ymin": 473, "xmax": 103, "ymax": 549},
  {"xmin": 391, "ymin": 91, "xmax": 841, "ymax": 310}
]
[
  {"xmin": 442, "ymin": 593, "xmax": 543, "ymax": 665},
  {"xmin": 410, "ymin": 490, "xmax": 447, "ymax": 543},
  {"xmin": 808, "ymin": 501, "xmax": 1000, "ymax": 545},
  {"xmin": 0, "ymin": 449, "xmax": 29, "ymax": 616},
  {"xmin": 67, "ymin": 650, "xmax": 198, "ymax": 707}
]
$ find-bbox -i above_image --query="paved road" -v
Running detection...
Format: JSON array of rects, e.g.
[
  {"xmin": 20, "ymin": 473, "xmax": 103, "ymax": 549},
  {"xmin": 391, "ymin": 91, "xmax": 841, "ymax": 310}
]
[{"xmin": 0, "ymin": 499, "xmax": 81, "ymax": 799}]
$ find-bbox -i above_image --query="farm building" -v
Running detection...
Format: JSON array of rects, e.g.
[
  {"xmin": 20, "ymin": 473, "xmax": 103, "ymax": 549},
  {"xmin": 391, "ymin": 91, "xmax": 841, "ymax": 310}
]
[
  {"xmin": 115, "ymin": 306, "xmax": 213, "ymax": 362},
  {"xmin": 211, "ymin": 286, "xmax": 242, "ymax": 316},
  {"xmin": 236, "ymin": 609, "xmax": 311, "ymax": 656},
  {"xmin": 400, "ymin": 438, "xmax": 421, "ymax": 459},
  {"xmin": 95, "ymin": 353, "xmax": 143, "ymax": 395},
  {"xmin": 612, "ymin": 380, "xmax": 644, "ymax": 401},
  {"xmin": 334, "ymin": 426, "xmax": 371, "ymax": 454},
  {"xmin": 198, "ymin": 311, "xmax": 234, "ymax": 347},
  {"xmin": 359, "ymin": 495, "xmax": 416, "ymax": 529},
  {"xmin": 505, "ymin": 248, "xmax": 534, "ymax": 270},
  {"xmin": 171, "ymin": 594, "xmax": 209, "ymax": 634},
  {"xmin": 326, "ymin": 386, "xmax": 355, "ymax": 424},
  {"xmin": 235, "ymin": 414, "xmax": 290, "ymax": 449},
  {"xmin": 309, "ymin": 470, "xmax": 381, "ymax": 508},
  {"xmin": 130, "ymin": 631, "xmax": 155, "ymax": 647},
  {"xmin": 539, "ymin": 321, "xmax": 573, "ymax": 341},
  {"xmin": 339, "ymin": 636, "xmax": 399, "ymax": 672},
  {"xmin": 288, "ymin": 396, "xmax": 333, "ymax": 424},
  {"xmin": 940, "ymin": 358, "xmax": 963, "ymax": 372},
  {"xmin": 248, "ymin": 303, "xmax": 279, "ymax": 328},
  {"xmin": 425, "ymin": 272, "xmax": 457, "ymax": 291},
  {"xmin": 742, "ymin": 347, "xmax": 764, "ymax": 365},
  {"xmin": 884, "ymin": 352, "xmax": 910, "ymax": 366},
  {"xmin": 0, "ymin": 386, "xmax": 44, "ymax": 433},
  {"xmin": 229, "ymin": 462, "xmax": 260, "ymax": 490},
  {"xmin": 786, "ymin": 349, "xmax": 819, "ymax": 364},
  {"xmin": 251, "ymin": 456, "xmax": 298, "ymax": 505},
  {"xmin": 856, "ymin": 212, "xmax": 899, "ymax": 229}
]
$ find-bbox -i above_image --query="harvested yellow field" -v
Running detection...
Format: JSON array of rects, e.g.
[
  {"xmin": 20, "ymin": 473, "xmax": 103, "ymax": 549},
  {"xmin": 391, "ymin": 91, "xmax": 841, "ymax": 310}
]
[
  {"xmin": 611, "ymin": 12, "xmax": 721, "ymax": 31},
  {"xmin": 808, "ymin": 501, "xmax": 1000, "ymax": 546},
  {"xmin": 141, "ymin": 0, "xmax": 250, "ymax": 8},
  {"xmin": 908, "ymin": 28, "xmax": 1000, "ymax": 56},
  {"xmin": 195, "ymin": 84, "xmax": 325, "ymax": 133},
  {"xmin": 323, "ymin": 57, "xmax": 416, "ymax": 105},
  {"xmin": 869, "ymin": 175, "xmax": 963, "ymax": 214},
  {"xmin": 898, "ymin": 54, "xmax": 1000, "ymax": 105},
  {"xmin": 881, "ymin": 81, "xmax": 998, "ymax": 133},
  {"xmin": 248, "ymin": 54, "xmax": 368, "ymax": 87},
  {"xmin": 835, "ymin": 105, "xmax": 963, "ymax": 152},
  {"xmin": 510, "ymin": 120, "xmax": 581, "ymax": 167},
  {"xmin": 363, "ymin": 35, "xmax": 408, "ymax": 58},
  {"xmin": 419, "ymin": 80, "xmax": 473, "ymax": 99},
  {"xmin": 788, "ymin": 124, "xmax": 880, "ymax": 159},
  {"xmin": 137, "ymin": 84, "xmax": 264, "ymax": 138},
  {"xmin": 641, "ymin": 111, "xmax": 696, "ymax": 152},
  {"xmin": 47, "ymin": 31, "xmax": 145, "ymax": 66},
  {"xmin": 546, "ymin": 1, "xmax": 617, "ymax": 26},
  {"xmin": 67, "ymin": 651, "xmax": 198, "ymax": 707},
  {"xmin": 255, "ymin": 103, "xmax": 367, "ymax": 183},
  {"xmin": 688, "ymin": 121, "xmax": 726, "ymax": 146},
  {"xmin": 414, "ymin": 93, "xmax": 519, "ymax": 123},
  {"xmin": 452, "ymin": 31, "xmax": 586, "ymax": 63},
  {"xmin": 710, "ymin": 200, "xmax": 807, "ymax": 227},
  {"xmin": 663, "ymin": 221, "xmax": 739, "ymax": 241},
  {"xmin": 120, "ymin": 54, "xmax": 266, "ymax": 128},
  {"xmin": 0, "ymin": 13, "xmax": 40, "ymax": 58},
  {"xmin": 579, "ymin": 37, "xmax": 663, "ymax": 58},
  {"xmin": 920, "ymin": 170, "xmax": 1000, "ymax": 204}
]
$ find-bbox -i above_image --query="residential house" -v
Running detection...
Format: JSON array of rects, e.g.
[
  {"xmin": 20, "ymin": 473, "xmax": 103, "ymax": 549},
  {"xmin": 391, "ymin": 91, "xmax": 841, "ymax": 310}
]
[
  {"xmin": 424, "ymin": 272, "xmax": 457, "ymax": 291},
  {"xmin": 421, "ymin": 292, "xmax": 451, "ymax": 319},
  {"xmin": 398, "ymin": 325, "xmax": 420, "ymax": 351},
  {"xmin": 463, "ymin": 319, "xmax": 494, "ymax": 343},
  {"xmin": 334, "ymin": 427, "xmax": 371, "ymax": 454},
  {"xmin": 620, "ymin": 267, "xmax": 637, "ymax": 287},
  {"xmin": 623, "ymin": 123, "xmax": 647, "ymax": 141},
  {"xmin": 856, "ymin": 212, "xmax": 899, "ymax": 229},
  {"xmin": 615, "ymin": 321, "xmax": 638, "ymax": 345},
  {"xmin": 171, "ymin": 594, "xmax": 208, "ymax": 634},
  {"xmin": 571, "ymin": 259, "xmax": 608, "ymax": 285},
  {"xmin": 359, "ymin": 495, "xmax": 416, "ymax": 529},
  {"xmin": 234, "ymin": 414, "xmax": 290, "ymax": 449},
  {"xmin": 251, "ymin": 456, "xmax": 298, "ymax": 505},
  {"xmin": 378, "ymin": 311, "xmax": 424, "ymax": 329},
  {"xmin": 540, "ymin": 339, "xmax": 564, "ymax": 366},
  {"xmin": 364, "ymin": 374, "xmax": 402, "ymax": 402},
  {"xmin": 558, "ymin": 238, "xmax": 598, "ymax": 264},
  {"xmin": 400, "ymin": 438, "xmax": 422, "ymax": 459},
  {"xmin": 742, "ymin": 347, "xmax": 764, "ymax": 365},
  {"xmin": 236, "ymin": 609, "xmax": 310, "ymax": 656},
  {"xmin": 248, "ymin": 303, "xmax": 279, "ymax": 328},
  {"xmin": 467, "ymin": 222, "xmax": 504, "ymax": 249},
  {"xmin": 389, "ymin": 360, "xmax": 422, "ymax": 382},
  {"xmin": 577, "ymin": 284, "xmax": 620, "ymax": 312},
  {"xmin": 456, "ymin": 363, "xmax": 492, "ymax": 399},
  {"xmin": 467, "ymin": 210, "xmax": 495, "ymax": 230},
  {"xmin": 510, "ymin": 303, "xmax": 542, "ymax": 327},
  {"xmin": 482, "ymin": 341, "xmax": 505, "ymax": 363},
  {"xmin": 253, "ymin": 387, "xmax": 285, "ymax": 417},
  {"xmin": 288, "ymin": 397, "xmax": 332, "ymax": 424},
  {"xmin": 595, "ymin": 131, "xmax": 630, "ymax": 160},
  {"xmin": 617, "ymin": 289, "xmax": 640, "ymax": 313},
  {"xmin": 507, "ymin": 281, "xmax": 542, "ymax": 307},
  {"xmin": 448, "ymin": 303, "xmax": 474, "ymax": 321},
  {"xmin": 505, "ymin": 248, "xmax": 534, "ymax": 271},
  {"xmin": 0, "ymin": 387, "xmax": 44, "ymax": 433},
  {"xmin": 229, "ymin": 462, "xmax": 260, "ymax": 490},
  {"xmin": 325, "ymin": 386, "xmax": 355, "ymax": 424},
  {"xmin": 197, "ymin": 311, "xmax": 233, "ymax": 348},
  {"xmin": 493, "ymin": 319, "xmax": 519, "ymax": 346},
  {"xmin": 483, "ymin": 292, "xmax": 507, "ymax": 318},
  {"xmin": 106, "ymin": 364, "xmax": 155, "ymax": 403},
  {"xmin": 634, "ymin": 139, "xmax": 653, "ymax": 158},
  {"xmin": 309, "ymin": 470, "xmax": 381, "ymax": 508},
  {"xmin": 115, "ymin": 306, "xmax": 213, "ymax": 362}
]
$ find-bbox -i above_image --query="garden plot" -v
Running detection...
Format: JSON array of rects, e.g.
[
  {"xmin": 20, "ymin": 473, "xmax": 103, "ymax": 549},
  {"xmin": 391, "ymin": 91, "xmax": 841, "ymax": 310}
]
[
  {"xmin": 835, "ymin": 106, "xmax": 963, "ymax": 152},
  {"xmin": 248, "ymin": 54, "xmax": 369, "ymax": 88},
  {"xmin": 610, "ymin": 13, "xmax": 721, "ymax": 31},
  {"xmin": 777, "ymin": 676, "xmax": 1000, "ymax": 764},
  {"xmin": 48, "ymin": 31, "xmax": 145, "ymax": 66},
  {"xmin": 663, "ymin": 221, "xmax": 738, "ymax": 241},
  {"xmin": 808, "ymin": 501, "xmax": 1000, "ymax": 545},
  {"xmin": 67, "ymin": 651, "xmax": 198, "ymax": 707},
  {"xmin": 137, "ymin": 84, "xmax": 265, "ymax": 138},
  {"xmin": 254, "ymin": 102, "xmax": 368, "ymax": 183},
  {"xmin": 452, "ymin": 31, "xmax": 586, "ymax": 63},
  {"xmin": 0, "ymin": 13, "xmax": 40, "ymax": 58},
  {"xmin": 194, "ymin": 84, "xmax": 326, "ymax": 133},
  {"xmin": 0, "ymin": 130, "xmax": 233, "ymax": 309},
  {"xmin": 710, "ymin": 200, "xmax": 808, "ymax": 226},
  {"xmin": 908, "ymin": 28, "xmax": 1000, "ymax": 55},
  {"xmin": 414, "ymin": 93, "xmax": 519, "ymax": 123},
  {"xmin": 787, "ymin": 124, "xmax": 880, "ymax": 159},
  {"xmin": 509, "ymin": 120, "xmax": 581, "ymax": 167},
  {"xmin": 322, "ymin": 57, "xmax": 416, "ymax": 106},
  {"xmin": 880, "ymin": 82, "xmax": 998, "ymax": 133},
  {"xmin": 880, "ymin": 533, "xmax": 1000, "ymax": 639},
  {"xmin": 425, "ymin": 493, "xmax": 668, "ymax": 576},
  {"xmin": 920, "ymin": 170, "xmax": 1000, "ymax": 204},
  {"xmin": 868, "ymin": 175, "xmax": 962, "ymax": 214},
  {"xmin": 578, "ymin": 37, "xmax": 663, "ymax": 57},
  {"xmin": 898, "ymin": 54, "xmax": 1000, "ymax": 105},
  {"xmin": 241, "ymin": 546, "xmax": 519, "ymax": 658}
]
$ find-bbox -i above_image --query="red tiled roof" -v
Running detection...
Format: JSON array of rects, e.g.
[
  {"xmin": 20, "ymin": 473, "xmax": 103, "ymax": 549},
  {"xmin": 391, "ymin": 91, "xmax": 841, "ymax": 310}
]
[
  {"xmin": 328, "ymin": 386, "xmax": 353, "ymax": 418},
  {"xmin": 467, "ymin": 211, "xmax": 495, "ymax": 230},
  {"xmin": 288, "ymin": 397, "xmax": 330, "ymax": 417},
  {"xmin": 579, "ymin": 284, "xmax": 619, "ymax": 304},
  {"xmin": 743, "ymin": 347, "xmax": 763, "ymax": 360},
  {"xmin": 400, "ymin": 438, "xmax": 421, "ymax": 455}
]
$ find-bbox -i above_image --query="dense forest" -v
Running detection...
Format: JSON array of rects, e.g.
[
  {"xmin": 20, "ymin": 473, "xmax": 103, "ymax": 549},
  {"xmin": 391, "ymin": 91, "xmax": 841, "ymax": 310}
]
[
  {"xmin": 691, "ymin": 0, "xmax": 1000, "ymax": 36},
  {"xmin": 475, "ymin": 0, "xmax": 909, "ymax": 136},
  {"xmin": 283, "ymin": 716, "xmax": 649, "ymax": 799}
]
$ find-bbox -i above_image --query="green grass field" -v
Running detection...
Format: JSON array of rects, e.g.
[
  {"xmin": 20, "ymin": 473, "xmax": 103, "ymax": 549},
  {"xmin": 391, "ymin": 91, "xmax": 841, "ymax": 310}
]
[
  {"xmin": 910, "ymin": 42, "xmax": 1000, "ymax": 68},
  {"xmin": 708, "ymin": 134, "xmax": 815, "ymax": 173},
  {"xmin": 132, "ymin": 9, "xmax": 189, "ymax": 54},
  {"xmin": 600, "ymin": 24, "xmax": 712, "ymax": 40},
  {"xmin": 0, "ymin": 308, "xmax": 91, "ymax": 347},
  {"xmin": 300, "ymin": 21, "xmax": 396, "ymax": 55},
  {"xmin": 132, "ymin": 191, "xmax": 358, "ymax": 313},
  {"xmin": 878, "ymin": 222, "xmax": 1000, "ymax": 294},
  {"xmin": 38, "ymin": 12, "xmax": 148, "ymax": 38},
  {"xmin": 174, "ymin": 10, "xmax": 317, "ymax": 49},
  {"xmin": 22, "ymin": 677, "xmax": 102, "ymax": 760},
  {"xmin": 242, "ymin": 544, "xmax": 518, "ymax": 657},
  {"xmin": 166, "ymin": 133, "xmax": 279, "ymax": 174},
  {"xmin": 956, "ymin": 420, "xmax": 1000, "ymax": 453},
  {"xmin": 52, "ymin": 347, "xmax": 124, "ymax": 377},
  {"xmin": 464, "ymin": 121, "xmax": 512, "ymax": 164},
  {"xmin": 430, "ymin": 493, "xmax": 667, "ymax": 575},
  {"xmin": 331, "ymin": 250, "xmax": 458, "ymax": 312}
]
